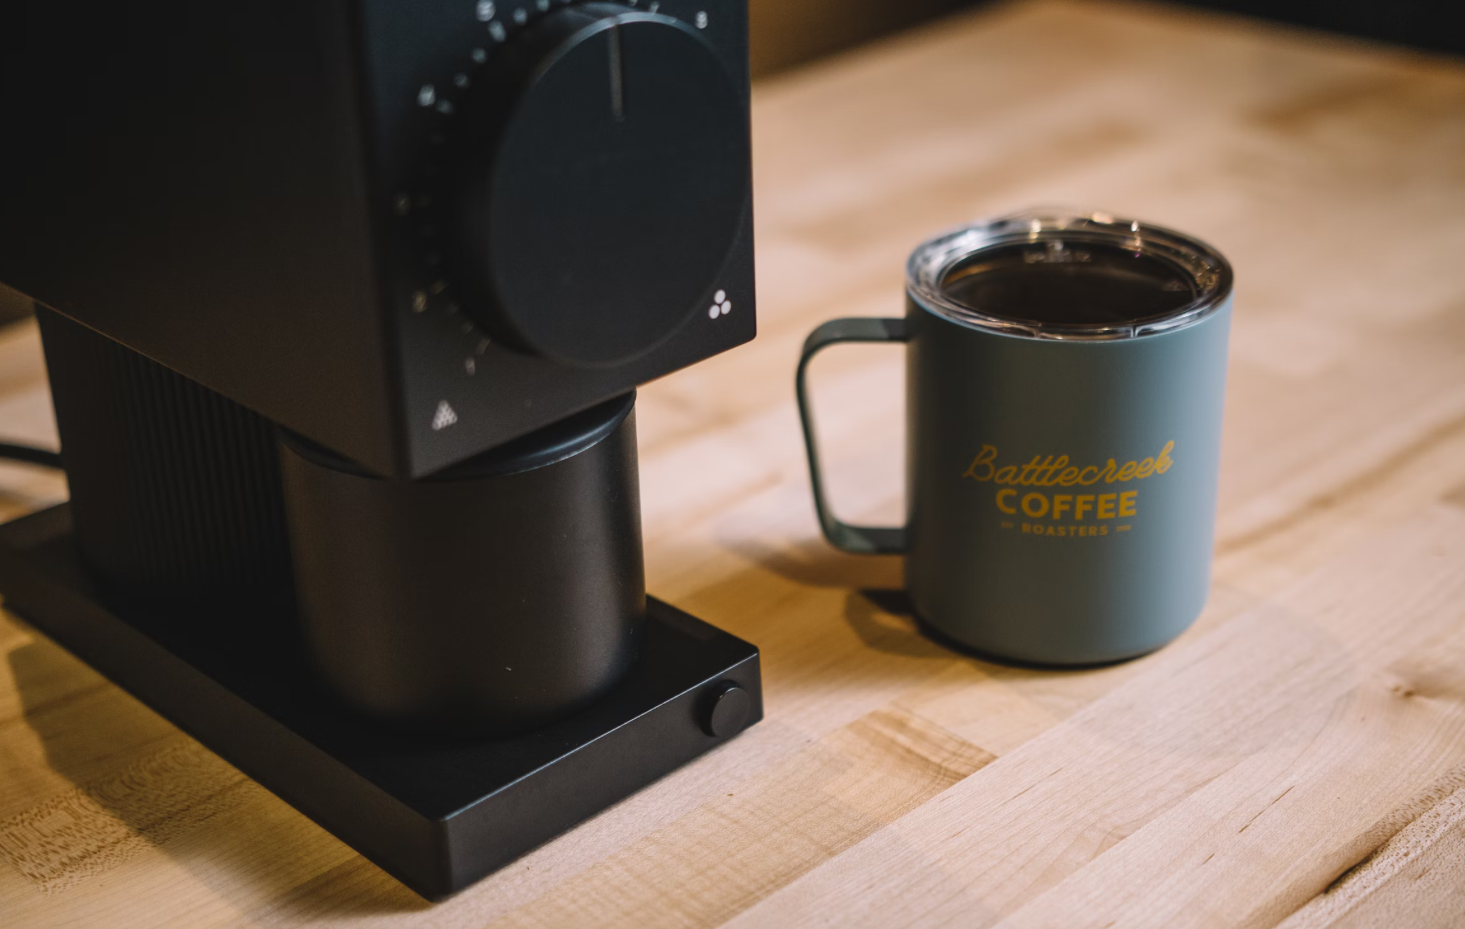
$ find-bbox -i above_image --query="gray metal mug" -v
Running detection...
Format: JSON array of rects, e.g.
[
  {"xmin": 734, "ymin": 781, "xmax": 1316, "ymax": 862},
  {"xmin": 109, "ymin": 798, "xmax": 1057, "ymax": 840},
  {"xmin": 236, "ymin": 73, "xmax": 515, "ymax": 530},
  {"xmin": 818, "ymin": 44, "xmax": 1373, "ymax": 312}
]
[{"xmin": 797, "ymin": 212, "xmax": 1233, "ymax": 665}]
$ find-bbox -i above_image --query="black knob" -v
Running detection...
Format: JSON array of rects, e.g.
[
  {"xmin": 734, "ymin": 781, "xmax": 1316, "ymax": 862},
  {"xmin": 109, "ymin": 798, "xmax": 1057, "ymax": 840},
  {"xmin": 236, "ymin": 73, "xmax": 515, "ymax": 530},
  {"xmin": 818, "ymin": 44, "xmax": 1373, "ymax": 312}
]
[
  {"xmin": 452, "ymin": 3, "xmax": 749, "ymax": 368},
  {"xmin": 702, "ymin": 680, "xmax": 751, "ymax": 738}
]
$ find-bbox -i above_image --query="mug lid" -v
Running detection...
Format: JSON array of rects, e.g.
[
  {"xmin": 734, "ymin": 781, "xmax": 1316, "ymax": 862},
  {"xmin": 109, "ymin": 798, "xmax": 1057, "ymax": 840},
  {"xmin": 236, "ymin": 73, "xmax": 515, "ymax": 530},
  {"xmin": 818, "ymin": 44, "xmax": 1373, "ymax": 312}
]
[{"xmin": 906, "ymin": 210, "xmax": 1234, "ymax": 340}]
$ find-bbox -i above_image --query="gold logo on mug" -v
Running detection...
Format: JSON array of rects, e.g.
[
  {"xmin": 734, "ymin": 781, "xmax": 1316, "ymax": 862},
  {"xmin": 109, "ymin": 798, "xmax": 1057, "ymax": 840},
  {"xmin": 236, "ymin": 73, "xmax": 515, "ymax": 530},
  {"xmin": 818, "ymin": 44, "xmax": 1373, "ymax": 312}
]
[{"xmin": 961, "ymin": 441, "xmax": 1175, "ymax": 535}]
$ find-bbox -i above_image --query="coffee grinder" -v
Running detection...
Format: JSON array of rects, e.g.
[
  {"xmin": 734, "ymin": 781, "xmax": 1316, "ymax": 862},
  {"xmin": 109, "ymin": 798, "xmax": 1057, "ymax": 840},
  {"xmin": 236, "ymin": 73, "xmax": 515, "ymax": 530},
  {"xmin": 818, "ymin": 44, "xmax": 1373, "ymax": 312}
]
[{"xmin": 0, "ymin": 0, "xmax": 761, "ymax": 897}]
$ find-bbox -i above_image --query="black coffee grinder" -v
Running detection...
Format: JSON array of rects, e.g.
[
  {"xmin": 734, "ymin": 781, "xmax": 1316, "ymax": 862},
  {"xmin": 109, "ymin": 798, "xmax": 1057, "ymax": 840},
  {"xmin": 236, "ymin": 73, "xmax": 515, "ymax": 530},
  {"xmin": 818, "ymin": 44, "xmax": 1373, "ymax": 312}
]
[{"xmin": 0, "ymin": 0, "xmax": 761, "ymax": 897}]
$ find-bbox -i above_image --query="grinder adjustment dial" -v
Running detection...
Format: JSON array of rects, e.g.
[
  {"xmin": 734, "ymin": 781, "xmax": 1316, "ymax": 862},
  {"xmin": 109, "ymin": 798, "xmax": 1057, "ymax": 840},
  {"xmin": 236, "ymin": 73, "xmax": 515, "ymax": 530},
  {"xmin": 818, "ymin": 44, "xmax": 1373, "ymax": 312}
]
[{"xmin": 449, "ymin": 2, "xmax": 748, "ymax": 368}]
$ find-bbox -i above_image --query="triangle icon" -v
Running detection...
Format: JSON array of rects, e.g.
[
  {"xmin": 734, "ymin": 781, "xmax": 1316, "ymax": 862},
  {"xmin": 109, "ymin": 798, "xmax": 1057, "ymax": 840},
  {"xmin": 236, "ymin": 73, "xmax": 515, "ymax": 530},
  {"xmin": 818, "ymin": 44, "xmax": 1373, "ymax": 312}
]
[{"xmin": 431, "ymin": 400, "xmax": 458, "ymax": 431}]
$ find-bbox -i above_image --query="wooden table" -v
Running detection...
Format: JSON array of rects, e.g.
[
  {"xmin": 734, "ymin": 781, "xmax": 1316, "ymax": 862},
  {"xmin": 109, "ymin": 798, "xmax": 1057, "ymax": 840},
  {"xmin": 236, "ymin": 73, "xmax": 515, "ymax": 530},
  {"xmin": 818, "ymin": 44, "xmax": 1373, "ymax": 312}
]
[{"xmin": 4, "ymin": 0, "xmax": 1465, "ymax": 925}]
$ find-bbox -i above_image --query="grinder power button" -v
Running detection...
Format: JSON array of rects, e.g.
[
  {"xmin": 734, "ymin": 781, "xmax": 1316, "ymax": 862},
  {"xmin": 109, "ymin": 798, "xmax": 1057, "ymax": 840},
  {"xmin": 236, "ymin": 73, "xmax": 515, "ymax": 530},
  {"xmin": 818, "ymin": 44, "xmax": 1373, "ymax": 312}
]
[{"xmin": 702, "ymin": 681, "xmax": 751, "ymax": 738}]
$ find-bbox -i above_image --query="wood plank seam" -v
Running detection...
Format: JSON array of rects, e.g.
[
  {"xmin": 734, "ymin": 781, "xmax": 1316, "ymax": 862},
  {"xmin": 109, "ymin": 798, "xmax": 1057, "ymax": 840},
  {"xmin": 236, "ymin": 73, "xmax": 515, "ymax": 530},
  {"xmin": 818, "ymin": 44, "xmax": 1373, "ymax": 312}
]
[
  {"xmin": 1217, "ymin": 407, "xmax": 1465, "ymax": 557},
  {"xmin": 481, "ymin": 707, "xmax": 994, "ymax": 928},
  {"xmin": 1276, "ymin": 765, "xmax": 1465, "ymax": 927}
]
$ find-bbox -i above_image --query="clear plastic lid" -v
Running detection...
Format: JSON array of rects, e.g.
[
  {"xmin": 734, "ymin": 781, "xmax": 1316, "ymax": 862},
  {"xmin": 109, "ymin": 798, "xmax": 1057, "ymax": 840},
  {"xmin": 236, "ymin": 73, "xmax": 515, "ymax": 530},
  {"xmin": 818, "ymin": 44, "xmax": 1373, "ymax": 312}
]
[{"xmin": 906, "ymin": 210, "xmax": 1233, "ymax": 340}]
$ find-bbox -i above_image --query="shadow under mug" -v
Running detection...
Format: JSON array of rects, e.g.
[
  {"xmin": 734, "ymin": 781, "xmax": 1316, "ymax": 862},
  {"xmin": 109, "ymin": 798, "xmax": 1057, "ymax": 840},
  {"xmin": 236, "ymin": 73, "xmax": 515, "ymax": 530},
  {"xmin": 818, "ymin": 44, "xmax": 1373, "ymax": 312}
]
[{"xmin": 797, "ymin": 212, "xmax": 1233, "ymax": 666}]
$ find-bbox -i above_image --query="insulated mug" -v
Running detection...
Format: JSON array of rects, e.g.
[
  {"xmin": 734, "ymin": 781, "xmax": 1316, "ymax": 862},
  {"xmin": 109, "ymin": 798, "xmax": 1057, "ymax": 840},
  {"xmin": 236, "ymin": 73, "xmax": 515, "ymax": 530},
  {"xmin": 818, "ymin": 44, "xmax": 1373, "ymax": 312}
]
[{"xmin": 797, "ymin": 212, "xmax": 1233, "ymax": 665}]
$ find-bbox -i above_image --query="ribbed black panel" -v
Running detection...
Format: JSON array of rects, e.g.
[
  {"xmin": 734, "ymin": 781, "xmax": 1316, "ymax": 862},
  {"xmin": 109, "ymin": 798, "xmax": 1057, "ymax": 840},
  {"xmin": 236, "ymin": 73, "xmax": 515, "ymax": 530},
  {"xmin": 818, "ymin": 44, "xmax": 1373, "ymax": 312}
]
[{"xmin": 37, "ymin": 307, "xmax": 292, "ymax": 599}]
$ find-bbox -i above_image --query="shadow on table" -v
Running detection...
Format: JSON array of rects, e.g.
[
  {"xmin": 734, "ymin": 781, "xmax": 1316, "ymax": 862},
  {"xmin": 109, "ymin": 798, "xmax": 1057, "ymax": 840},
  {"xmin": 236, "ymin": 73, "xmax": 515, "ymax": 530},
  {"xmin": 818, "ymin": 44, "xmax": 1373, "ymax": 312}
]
[
  {"xmin": 845, "ymin": 587, "xmax": 952, "ymax": 659},
  {"xmin": 5, "ymin": 633, "xmax": 430, "ymax": 919},
  {"xmin": 712, "ymin": 533, "xmax": 941, "ymax": 653},
  {"xmin": 716, "ymin": 532, "xmax": 1040, "ymax": 671},
  {"xmin": 718, "ymin": 532, "xmax": 1123, "ymax": 681}
]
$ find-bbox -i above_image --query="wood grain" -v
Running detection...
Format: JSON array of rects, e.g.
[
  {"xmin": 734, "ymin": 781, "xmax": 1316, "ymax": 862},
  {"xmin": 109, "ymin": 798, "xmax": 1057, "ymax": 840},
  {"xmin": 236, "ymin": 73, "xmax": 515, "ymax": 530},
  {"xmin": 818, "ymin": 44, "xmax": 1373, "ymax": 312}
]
[{"xmin": 3, "ymin": 0, "xmax": 1465, "ymax": 925}]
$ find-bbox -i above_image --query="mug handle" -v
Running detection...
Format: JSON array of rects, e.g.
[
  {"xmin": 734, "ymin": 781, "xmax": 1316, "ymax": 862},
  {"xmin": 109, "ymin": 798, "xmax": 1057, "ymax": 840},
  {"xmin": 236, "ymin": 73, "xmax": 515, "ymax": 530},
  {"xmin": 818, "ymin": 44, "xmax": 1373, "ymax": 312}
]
[{"xmin": 795, "ymin": 317, "xmax": 910, "ymax": 555}]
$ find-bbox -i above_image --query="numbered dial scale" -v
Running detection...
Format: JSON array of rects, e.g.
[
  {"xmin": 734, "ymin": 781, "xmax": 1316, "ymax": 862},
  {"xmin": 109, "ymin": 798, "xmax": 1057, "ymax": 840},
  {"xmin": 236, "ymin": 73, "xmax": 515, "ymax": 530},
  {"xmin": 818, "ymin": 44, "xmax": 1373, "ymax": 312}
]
[{"xmin": 367, "ymin": 0, "xmax": 755, "ymax": 473}]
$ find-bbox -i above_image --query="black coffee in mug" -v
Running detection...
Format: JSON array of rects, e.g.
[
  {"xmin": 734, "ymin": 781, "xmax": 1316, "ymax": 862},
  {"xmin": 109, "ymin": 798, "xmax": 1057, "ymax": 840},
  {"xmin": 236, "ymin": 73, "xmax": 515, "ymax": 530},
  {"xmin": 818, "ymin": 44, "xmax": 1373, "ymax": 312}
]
[
  {"xmin": 797, "ymin": 211, "xmax": 1233, "ymax": 665},
  {"xmin": 940, "ymin": 239, "xmax": 1197, "ymax": 327}
]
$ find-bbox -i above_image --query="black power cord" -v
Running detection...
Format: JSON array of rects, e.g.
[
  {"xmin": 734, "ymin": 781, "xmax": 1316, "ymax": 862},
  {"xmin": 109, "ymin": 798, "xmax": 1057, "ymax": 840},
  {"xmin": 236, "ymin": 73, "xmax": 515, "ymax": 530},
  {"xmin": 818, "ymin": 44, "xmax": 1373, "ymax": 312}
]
[{"xmin": 0, "ymin": 441, "xmax": 63, "ymax": 470}]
